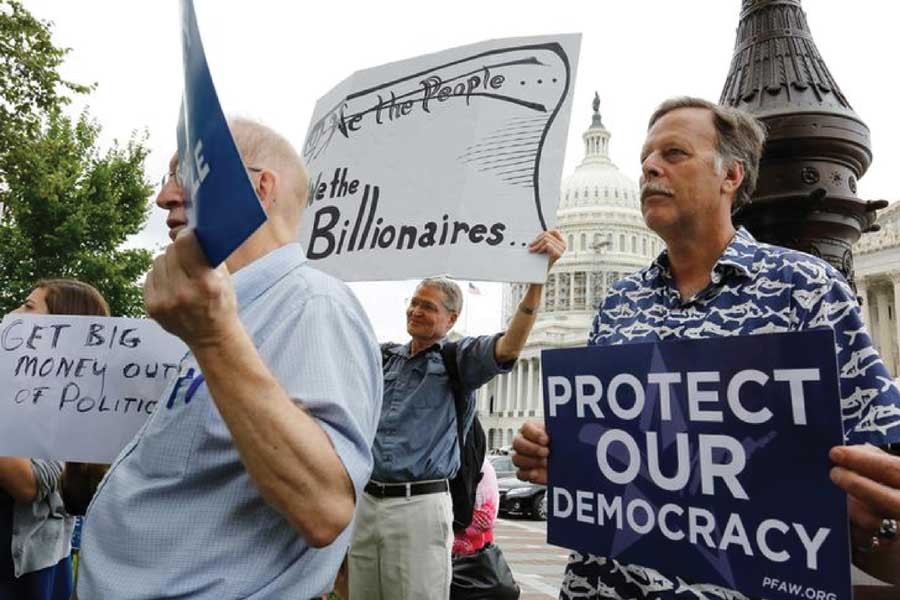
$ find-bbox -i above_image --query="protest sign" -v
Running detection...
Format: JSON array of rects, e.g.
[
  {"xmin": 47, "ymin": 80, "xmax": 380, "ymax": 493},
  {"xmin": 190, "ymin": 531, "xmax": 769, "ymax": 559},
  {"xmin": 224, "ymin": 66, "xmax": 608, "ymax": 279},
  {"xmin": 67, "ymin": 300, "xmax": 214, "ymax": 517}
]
[
  {"xmin": 300, "ymin": 34, "xmax": 581, "ymax": 282},
  {"xmin": 176, "ymin": 0, "xmax": 267, "ymax": 266},
  {"xmin": 0, "ymin": 314, "xmax": 187, "ymax": 462},
  {"xmin": 542, "ymin": 330, "xmax": 850, "ymax": 600}
]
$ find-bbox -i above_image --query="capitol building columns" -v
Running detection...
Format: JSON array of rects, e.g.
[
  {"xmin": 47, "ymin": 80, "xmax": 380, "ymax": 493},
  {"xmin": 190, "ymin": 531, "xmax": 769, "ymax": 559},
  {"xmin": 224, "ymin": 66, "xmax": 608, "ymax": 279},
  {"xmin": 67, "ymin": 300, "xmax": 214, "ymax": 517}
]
[
  {"xmin": 855, "ymin": 274, "xmax": 900, "ymax": 378},
  {"xmin": 853, "ymin": 201, "xmax": 900, "ymax": 379},
  {"xmin": 893, "ymin": 273, "xmax": 900, "ymax": 369}
]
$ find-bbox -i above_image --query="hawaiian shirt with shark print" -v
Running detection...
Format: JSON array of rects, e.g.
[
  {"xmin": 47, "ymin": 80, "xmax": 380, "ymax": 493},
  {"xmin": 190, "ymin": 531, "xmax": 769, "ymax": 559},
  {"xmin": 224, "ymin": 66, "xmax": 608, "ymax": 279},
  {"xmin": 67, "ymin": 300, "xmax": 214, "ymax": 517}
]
[{"xmin": 560, "ymin": 227, "xmax": 900, "ymax": 600}]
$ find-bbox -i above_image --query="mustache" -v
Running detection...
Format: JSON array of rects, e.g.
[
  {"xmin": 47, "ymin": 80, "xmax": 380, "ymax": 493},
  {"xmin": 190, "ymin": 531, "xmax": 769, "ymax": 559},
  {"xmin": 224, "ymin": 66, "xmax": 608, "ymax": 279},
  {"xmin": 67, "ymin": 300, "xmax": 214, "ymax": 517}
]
[{"xmin": 640, "ymin": 181, "xmax": 674, "ymax": 202}]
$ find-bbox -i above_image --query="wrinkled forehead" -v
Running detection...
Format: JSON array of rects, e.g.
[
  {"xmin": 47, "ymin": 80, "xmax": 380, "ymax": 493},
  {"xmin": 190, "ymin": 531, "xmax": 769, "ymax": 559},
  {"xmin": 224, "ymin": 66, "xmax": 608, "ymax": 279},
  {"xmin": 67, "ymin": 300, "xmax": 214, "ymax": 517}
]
[{"xmin": 643, "ymin": 107, "xmax": 717, "ymax": 151}]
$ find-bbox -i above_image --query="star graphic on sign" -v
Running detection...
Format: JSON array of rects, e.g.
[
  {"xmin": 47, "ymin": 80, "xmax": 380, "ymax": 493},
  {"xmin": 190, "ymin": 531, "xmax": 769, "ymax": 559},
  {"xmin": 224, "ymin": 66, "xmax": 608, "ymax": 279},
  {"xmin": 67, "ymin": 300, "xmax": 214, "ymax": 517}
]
[{"xmin": 576, "ymin": 344, "xmax": 778, "ymax": 588}]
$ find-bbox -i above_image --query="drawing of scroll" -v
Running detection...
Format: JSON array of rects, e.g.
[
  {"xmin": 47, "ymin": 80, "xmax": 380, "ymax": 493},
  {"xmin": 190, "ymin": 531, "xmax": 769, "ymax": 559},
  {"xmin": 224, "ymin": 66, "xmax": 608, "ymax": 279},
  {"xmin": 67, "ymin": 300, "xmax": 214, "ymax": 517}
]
[{"xmin": 303, "ymin": 41, "xmax": 574, "ymax": 232}]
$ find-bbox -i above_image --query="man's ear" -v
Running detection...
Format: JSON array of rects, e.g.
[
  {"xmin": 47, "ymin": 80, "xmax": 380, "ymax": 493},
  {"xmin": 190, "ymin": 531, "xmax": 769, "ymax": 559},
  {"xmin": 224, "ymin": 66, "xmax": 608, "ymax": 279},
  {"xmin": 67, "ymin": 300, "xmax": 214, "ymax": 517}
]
[
  {"xmin": 256, "ymin": 169, "xmax": 279, "ymax": 212},
  {"xmin": 721, "ymin": 160, "xmax": 745, "ymax": 197},
  {"xmin": 448, "ymin": 311, "xmax": 459, "ymax": 329}
]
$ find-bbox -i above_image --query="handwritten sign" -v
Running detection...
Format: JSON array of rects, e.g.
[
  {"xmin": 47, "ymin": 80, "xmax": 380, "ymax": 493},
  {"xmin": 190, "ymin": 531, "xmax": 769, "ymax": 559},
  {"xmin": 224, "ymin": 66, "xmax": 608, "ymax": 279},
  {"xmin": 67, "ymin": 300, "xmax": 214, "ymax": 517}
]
[
  {"xmin": 300, "ymin": 34, "xmax": 581, "ymax": 282},
  {"xmin": 542, "ymin": 330, "xmax": 851, "ymax": 600},
  {"xmin": 176, "ymin": 0, "xmax": 266, "ymax": 266},
  {"xmin": 0, "ymin": 314, "xmax": 187, "ymax": 462}
]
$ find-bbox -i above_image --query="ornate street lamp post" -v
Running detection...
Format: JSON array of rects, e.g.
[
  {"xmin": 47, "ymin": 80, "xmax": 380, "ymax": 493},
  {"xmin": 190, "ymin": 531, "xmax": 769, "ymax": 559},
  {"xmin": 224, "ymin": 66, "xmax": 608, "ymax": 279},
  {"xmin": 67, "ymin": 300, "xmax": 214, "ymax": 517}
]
[{"xmin": 720, "ymin": 0, "xmax": 887, "ymax": 288}]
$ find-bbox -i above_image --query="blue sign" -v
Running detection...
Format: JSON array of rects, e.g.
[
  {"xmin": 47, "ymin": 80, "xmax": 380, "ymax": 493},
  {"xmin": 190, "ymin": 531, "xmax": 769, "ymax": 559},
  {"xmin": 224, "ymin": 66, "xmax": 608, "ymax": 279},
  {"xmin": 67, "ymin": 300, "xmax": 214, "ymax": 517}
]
[
  {"xmin": 177, "ymin": 0, "xmax": 266, "ymax": 266},
  {"xmin": 542, "ymin": 329, "xmax": 850, "ymax": 600}
]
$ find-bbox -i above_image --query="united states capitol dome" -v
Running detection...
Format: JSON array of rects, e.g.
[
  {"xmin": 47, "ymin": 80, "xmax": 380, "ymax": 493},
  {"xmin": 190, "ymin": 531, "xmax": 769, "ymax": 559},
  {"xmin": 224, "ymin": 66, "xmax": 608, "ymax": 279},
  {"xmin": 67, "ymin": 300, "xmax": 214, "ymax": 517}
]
[
  {"xmin": 559, "ymin": 95, "xmax": 641, "ymax": 212},
  {"xmin": 502, "ymin": 93, "xmax": 662, "ymax": 330}
]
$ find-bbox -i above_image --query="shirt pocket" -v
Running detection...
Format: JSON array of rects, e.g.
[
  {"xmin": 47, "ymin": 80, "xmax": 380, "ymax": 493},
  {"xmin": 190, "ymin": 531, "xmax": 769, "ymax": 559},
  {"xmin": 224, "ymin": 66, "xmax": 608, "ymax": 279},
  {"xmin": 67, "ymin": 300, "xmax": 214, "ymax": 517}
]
[
  {"xmin": 413, "ymin": 357, "xmax": 450, "ymax": 410},
  {"xmin": 131, "ymin": 363, "xmax": 207, "ymax": 479}
]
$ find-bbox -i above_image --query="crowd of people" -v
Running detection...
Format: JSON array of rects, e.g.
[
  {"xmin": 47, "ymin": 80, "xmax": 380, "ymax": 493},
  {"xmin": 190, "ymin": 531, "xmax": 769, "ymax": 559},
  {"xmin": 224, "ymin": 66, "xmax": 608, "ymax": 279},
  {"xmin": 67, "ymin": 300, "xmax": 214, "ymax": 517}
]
[{"xmin": 1, "ymin": 97, "xmax": 899, "ymax": 600}]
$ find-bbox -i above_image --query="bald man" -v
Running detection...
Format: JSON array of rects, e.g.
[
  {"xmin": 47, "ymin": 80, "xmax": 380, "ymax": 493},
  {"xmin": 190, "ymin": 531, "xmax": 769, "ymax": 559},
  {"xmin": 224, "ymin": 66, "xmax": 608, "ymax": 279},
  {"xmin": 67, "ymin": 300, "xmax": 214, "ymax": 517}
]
[{"xmin": 76, "ymin": 119, "xmax": 383, "ymax": 599}]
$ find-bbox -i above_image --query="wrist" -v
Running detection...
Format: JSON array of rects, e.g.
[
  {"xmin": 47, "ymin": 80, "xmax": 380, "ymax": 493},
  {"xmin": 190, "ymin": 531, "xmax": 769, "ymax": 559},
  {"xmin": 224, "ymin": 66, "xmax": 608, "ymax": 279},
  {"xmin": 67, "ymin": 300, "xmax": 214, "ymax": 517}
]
[
  {"xmin": 518, "ymin": 302, "xmax": 538, "ymax": 316},
  {"xmin": 189, "ymin": 318, "xmax": 248, "ymax": 356}
]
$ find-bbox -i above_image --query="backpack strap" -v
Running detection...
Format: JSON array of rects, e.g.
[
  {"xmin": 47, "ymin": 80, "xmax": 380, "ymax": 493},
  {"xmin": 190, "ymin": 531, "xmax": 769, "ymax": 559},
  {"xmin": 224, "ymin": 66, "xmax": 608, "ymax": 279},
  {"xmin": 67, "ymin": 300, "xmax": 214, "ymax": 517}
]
[
  {"xmin": 439, "ymin": 342, "xmax": 468, "ymax": 450},
  {"xmin": 380, "ymin": 342, "xmax": 400, "ymax": 367}
]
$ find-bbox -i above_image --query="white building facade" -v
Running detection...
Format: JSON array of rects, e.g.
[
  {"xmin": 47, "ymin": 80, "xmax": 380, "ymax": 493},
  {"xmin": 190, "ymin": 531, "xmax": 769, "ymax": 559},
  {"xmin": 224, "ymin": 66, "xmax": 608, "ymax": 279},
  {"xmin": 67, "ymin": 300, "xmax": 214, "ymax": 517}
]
[
  {"xmin": 854, "ymin": 201, "xmax": 900, "ymax": 378},
  {"xmin": 476, "ymin": 95, "xmax": 661, "ymax": 450}
]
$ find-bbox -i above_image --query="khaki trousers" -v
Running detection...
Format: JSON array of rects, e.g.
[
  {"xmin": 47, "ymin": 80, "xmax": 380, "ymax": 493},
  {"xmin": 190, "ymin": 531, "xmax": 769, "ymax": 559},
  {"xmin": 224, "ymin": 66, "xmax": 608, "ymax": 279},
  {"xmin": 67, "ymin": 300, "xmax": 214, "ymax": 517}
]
[{"xmin": 349, "ymin": 489, "xmax": 453, "ymax": 600}]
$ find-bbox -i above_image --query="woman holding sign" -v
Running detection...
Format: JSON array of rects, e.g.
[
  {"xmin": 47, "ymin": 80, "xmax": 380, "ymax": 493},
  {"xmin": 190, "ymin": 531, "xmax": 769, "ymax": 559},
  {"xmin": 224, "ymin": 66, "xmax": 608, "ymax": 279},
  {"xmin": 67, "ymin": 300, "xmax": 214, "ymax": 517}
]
[{"xmin": 1, "ymin": 279, "xmax": 109, "ymax": 600}]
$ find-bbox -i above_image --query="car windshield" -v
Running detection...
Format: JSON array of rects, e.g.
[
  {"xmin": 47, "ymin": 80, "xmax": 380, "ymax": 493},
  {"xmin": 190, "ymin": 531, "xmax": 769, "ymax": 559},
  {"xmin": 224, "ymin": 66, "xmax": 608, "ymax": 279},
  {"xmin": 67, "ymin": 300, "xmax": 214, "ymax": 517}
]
[{"xmin": 490, "ymin": 456, "xmax": 513, "ymax": 472}]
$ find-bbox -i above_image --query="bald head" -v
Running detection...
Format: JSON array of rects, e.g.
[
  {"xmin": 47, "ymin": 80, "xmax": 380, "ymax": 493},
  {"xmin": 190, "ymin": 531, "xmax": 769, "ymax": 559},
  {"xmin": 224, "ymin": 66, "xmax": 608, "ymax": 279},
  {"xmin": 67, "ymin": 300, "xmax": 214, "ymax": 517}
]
[{"xmin": 229, "ymin": 117, "xmax": 309, "ymax": 234}]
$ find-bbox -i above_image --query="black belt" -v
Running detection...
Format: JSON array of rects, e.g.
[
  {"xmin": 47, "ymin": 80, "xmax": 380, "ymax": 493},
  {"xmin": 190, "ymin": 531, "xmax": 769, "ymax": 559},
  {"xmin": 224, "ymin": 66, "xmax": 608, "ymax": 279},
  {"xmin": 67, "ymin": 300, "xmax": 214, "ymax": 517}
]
[{"xmin": 364, "ymin": 480, "xmax": 449, "ymax": 498}]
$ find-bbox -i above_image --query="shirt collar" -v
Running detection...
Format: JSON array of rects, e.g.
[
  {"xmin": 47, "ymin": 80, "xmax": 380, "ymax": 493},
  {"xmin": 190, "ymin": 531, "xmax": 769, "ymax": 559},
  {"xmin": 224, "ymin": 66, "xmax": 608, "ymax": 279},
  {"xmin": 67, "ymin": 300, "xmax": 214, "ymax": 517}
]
[
  {"xmin": 391, "ymin": 337, "xmax": 449, "ymax": 358},
  {"xmin": 714, "ymin": 227, "xmax": 757, "ymax": 280},
  {"xmin": 645, "ymin": 226, "xmax": 758, "ymax": 284},
  {"xmin": 231, "ymin": 243, "xmax": 307, "ymax": 308}
]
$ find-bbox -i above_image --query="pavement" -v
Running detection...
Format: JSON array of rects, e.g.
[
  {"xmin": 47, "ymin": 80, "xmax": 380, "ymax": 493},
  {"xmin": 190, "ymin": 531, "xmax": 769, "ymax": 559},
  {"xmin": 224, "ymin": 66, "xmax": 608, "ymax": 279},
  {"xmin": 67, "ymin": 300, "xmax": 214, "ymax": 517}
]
[{"xmin": 493, "ymin": 517, "xmax": 569, "ymax": 599}]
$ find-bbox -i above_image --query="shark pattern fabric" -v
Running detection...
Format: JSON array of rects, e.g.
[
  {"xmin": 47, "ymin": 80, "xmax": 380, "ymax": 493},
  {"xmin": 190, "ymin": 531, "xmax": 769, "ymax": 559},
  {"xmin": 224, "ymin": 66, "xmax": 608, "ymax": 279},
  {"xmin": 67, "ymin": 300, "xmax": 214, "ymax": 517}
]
[{"xmin": 560, "ymin": 227, "xmax": 900, "ymax": 600}]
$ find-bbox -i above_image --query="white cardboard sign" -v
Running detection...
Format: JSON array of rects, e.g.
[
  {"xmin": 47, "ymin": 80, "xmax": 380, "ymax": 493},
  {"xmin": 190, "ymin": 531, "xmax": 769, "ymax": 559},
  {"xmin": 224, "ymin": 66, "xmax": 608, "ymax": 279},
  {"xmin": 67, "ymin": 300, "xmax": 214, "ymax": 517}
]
[
  {"xmin": 299, "ymin": 34, "xmax": 581, "ymax": 283},
  {"xmin": 0, "ymin": 314, "xmax": 187, "ymax": 462}
]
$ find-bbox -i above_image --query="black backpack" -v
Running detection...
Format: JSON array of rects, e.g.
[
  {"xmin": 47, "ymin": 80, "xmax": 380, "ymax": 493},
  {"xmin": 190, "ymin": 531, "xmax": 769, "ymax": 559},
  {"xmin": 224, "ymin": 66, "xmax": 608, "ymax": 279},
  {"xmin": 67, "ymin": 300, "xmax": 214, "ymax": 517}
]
[{"xmin": 381, "ymin": 342, "xmax": 486, "ymax": 532}]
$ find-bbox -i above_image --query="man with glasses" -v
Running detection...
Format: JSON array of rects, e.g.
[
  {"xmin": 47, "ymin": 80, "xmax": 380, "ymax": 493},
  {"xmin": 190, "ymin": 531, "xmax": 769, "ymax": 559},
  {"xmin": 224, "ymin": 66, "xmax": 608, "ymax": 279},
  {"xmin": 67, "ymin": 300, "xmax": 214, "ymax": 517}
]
[
  {"xmin": 350, "ymin": 229, "xmax": 564, "ymax": 600},
  {"xmin": 76, "ymin": 118, "xmax": 383, "ymax": 599}
]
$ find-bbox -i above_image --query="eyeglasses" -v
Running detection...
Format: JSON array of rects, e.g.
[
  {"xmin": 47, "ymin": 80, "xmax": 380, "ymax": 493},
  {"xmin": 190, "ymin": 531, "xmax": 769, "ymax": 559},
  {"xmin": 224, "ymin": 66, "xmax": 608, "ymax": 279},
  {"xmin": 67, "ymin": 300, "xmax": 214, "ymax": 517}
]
[
  {"xmin": 160, "ymin": 166, "xmax": 182, "ymax": 190},
  {"xmin": 159, "ymin": 165, "xmax": 264, "ymax": 190}
]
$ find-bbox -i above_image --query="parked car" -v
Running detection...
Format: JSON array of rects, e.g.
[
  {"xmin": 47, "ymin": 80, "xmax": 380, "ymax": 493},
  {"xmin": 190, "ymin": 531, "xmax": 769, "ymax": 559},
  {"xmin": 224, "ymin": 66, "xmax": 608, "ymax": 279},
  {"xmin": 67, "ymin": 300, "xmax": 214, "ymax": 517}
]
[
  {"xmin": 497, "ymin": 476, "xmax": 546, "ymax": 520},
  {"xmin": 488, "ymin": 454, "xmax": 516, "ymax": 480}
]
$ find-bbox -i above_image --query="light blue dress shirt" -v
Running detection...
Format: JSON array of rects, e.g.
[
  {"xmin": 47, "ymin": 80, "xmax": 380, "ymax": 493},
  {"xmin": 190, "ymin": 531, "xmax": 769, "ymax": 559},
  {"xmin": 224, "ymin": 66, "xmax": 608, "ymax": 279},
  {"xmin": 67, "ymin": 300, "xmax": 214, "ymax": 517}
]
[{"xmin": 77, "ymin": 244, "xmax": 382, "ymax": 599}]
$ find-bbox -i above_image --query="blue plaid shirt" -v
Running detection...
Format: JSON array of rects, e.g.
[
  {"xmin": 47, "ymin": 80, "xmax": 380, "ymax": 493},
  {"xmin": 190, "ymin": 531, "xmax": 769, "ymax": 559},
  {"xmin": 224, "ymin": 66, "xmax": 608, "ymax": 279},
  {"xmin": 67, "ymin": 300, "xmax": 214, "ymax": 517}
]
[
  {"xmin": 561, "ymin": 228, "xmax": 900, "ymax": 600},
  {"xmin": 78, "ymin": 244, "xmax": 382, "ymax": 599}
]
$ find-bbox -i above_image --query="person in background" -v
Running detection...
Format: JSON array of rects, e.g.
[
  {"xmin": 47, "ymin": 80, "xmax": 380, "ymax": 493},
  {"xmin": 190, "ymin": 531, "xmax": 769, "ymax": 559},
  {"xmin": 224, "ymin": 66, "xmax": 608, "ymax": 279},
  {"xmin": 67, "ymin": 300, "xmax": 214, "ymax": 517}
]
[
  {"xmin": 352, "ymin": 228, "xmax": 563, "ymax": 600},
  {"xmin": 1, "ymin": 279, "xmax": 109, "ymax": 600},
  {"xmin": 452, "ymin": 458, "xmax": 499, "ymax": 557}
]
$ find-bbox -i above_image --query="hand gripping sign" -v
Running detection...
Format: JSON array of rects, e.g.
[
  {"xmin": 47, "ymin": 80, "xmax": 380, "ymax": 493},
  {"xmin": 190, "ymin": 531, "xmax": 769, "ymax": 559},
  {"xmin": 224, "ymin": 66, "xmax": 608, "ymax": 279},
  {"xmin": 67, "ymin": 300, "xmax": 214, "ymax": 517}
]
[
  {"xmin": 176, "ymin": 0, "xmax": 267, "ymax": 266},
  {"xmin": 542, "ymin": 330, "xmax": 851, "ymax": 600},
  {"xmin": 300, "ymin": 34, "xmax": 581, "ymax": 282}
]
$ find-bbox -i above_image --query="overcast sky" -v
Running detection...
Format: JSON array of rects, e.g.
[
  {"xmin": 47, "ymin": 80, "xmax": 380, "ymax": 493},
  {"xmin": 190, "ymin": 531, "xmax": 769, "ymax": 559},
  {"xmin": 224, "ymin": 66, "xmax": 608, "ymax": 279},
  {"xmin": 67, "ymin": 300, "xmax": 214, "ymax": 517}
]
[{"xmin": 22, "ymin": 0, "xmax": 900, "ymax": 340}]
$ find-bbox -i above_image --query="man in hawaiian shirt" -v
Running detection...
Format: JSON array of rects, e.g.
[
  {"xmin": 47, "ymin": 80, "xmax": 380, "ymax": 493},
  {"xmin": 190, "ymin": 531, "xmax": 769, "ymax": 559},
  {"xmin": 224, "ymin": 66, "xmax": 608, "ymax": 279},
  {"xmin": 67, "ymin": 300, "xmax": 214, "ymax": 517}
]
[{"xmin": 512, "ymin": 97, "xmax": 900, "ymax": 599}]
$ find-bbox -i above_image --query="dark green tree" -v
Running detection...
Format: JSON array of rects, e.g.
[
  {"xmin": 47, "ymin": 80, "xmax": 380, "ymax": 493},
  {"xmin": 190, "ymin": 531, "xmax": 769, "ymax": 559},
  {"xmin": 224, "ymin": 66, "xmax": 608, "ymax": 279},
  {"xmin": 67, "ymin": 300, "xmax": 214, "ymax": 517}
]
[
  {"xmin": 0, "ymin": 114, "xmax": 152, "ymax": 316},
  {"xmin": 0, "ymin": 0, "xmax": 152, "ymax": 316}
]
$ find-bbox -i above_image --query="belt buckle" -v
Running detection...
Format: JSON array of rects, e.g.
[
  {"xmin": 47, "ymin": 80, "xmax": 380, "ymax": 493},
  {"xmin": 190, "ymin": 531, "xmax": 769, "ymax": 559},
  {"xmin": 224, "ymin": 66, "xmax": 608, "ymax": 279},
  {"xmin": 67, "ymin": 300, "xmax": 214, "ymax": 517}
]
[{"xmin": 369, "ymin": 481, "xmax": 386, "ymax": 498}]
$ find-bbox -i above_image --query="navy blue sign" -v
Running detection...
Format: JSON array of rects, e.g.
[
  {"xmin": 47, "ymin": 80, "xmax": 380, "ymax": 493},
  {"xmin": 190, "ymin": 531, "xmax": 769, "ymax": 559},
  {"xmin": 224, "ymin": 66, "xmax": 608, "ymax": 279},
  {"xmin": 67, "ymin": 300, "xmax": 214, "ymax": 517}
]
[
  {"xmin": 177, "ymin": 0, "xmax": 266, "ymax": 266},
  {"xmin": 543, "ymin": 329, "xmax": 850, "ymax": 600}
]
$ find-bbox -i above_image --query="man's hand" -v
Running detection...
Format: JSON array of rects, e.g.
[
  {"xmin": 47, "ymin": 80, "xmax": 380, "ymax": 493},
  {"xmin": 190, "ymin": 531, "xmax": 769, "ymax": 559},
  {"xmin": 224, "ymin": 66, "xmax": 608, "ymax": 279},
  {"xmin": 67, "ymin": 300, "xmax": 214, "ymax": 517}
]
[
  {"xmin": 831, "ymin": 445, "xmax": 900, "ymax": 540},
  {"xmin": 144, "ymin": 229, "xmax": 241, "ymax": 350},
  {"xmin": 830, "ymin": 444, "xmax": 900, "ymax": 587},
  {"xmin": 528, "ymin": 228, "xmax": 566, "ymax": 272},
  {"xmin": 512, "ymin": 421, "xmax": 550, "ymax": 485}
]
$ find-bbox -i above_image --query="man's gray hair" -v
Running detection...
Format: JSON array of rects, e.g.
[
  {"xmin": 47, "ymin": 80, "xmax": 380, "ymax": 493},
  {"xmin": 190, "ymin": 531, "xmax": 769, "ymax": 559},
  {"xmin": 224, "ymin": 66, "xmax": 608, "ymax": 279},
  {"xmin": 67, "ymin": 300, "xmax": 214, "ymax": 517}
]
[
  {"xmin": 418, "ymin": 277, "xmax": 463, "ymax": 314},
  {"xmin": 648, "ymin": 97, "xmax": 766, "ymax": 212}
]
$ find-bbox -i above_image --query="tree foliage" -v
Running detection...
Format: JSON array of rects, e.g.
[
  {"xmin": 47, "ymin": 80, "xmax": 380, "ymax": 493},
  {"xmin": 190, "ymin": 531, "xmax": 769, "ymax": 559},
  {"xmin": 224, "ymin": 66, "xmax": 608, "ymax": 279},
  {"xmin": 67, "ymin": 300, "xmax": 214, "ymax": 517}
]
[
  {"xmin": 0, "ymin": 0, "xmax": 87, "ymax": 161},
  {"xmin": 0, "ymin": 0, "xmax": 152, "ymax": 316}
]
